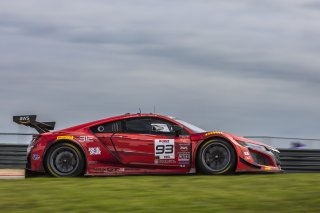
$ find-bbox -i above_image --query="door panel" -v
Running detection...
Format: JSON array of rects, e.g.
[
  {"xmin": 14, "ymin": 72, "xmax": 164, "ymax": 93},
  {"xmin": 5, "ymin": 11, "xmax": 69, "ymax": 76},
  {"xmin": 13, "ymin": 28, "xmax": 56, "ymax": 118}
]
[
  {"xmin": 91, "ymin": 116, "xmax": 192, "ymax": 170},
  {"xmin": 94, "ymin": 133, "xmax": 121, "ymax": 164},
  {"xmin": 111, "ymin": 133, "xmax": 161, "ymax": 165},
  {"xmin": 111, "ymin": 133, "xmax": 192, "ymax": 169}
]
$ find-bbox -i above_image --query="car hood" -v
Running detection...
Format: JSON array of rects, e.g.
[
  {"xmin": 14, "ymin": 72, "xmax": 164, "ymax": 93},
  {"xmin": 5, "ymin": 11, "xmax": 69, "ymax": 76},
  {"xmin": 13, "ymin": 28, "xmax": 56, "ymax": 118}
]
[{"xmin": 194, "ymin": 131, "xmax": 277, "ymax": 151}]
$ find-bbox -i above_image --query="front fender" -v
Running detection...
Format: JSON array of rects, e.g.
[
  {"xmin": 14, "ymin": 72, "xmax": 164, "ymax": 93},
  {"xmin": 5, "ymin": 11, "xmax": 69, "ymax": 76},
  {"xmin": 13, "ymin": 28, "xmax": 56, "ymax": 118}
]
[{"xmin": 190, "ymin": 132, "xmax": 244, "ymax": 172}]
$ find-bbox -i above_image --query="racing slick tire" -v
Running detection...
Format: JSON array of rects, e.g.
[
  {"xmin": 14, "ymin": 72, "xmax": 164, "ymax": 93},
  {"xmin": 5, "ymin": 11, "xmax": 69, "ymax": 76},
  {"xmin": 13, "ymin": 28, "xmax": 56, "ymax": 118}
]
[
  {"xmin": 45, "ymin": 142, "xmax": 85, "ymax": 177},
  {"xmin": 197, "ymin": 139, "xmax": 237, "ymax": 175}
]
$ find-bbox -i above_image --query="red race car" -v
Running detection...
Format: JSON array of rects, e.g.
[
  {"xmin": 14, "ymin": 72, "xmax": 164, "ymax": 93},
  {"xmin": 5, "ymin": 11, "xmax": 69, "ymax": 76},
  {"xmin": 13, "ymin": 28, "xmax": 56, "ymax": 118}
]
[{"xmin": 13, "ymin": 113, "xmax": 281, "ymax": 177}]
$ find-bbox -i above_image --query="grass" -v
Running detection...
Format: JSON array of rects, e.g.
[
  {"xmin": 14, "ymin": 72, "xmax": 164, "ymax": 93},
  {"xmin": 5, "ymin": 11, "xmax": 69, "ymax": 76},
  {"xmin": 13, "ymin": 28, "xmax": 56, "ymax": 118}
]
[{"xmin": 0, "ymin": 174, "xmax": 320, "ymax": 212}]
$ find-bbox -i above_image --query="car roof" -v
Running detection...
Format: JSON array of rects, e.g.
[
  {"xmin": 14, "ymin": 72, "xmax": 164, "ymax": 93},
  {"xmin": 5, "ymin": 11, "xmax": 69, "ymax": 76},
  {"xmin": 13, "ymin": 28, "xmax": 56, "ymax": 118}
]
[{"xmin": 58, "ymin": 113, "xmax": 179, "ymax": 132}]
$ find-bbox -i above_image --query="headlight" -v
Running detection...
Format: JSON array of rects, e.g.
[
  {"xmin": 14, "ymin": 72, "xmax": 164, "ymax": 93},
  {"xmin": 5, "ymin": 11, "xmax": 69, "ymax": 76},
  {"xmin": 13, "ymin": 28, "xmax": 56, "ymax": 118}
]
[
  {"xmin": 237, "ymin": 141, "xmax": 267, "ymax": 151},
  {"xmin": 266, "ymin": 146, "xmax": 280, "ymax": 153}
]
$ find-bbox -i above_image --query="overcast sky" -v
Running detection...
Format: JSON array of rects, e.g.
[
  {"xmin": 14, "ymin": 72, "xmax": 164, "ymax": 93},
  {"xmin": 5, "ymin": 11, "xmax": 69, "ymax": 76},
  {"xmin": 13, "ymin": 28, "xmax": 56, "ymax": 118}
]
[{"xmin": 1, "ymin": 0, "xmax": 320, "ymax": 138}]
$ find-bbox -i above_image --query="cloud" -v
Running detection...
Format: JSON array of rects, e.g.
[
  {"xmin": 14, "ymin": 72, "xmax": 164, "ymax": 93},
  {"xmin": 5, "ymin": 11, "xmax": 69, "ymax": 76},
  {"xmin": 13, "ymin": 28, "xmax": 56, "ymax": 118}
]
[{"xmin": 1, "ymin": 0, "xmax": 320, "ymax": 139}]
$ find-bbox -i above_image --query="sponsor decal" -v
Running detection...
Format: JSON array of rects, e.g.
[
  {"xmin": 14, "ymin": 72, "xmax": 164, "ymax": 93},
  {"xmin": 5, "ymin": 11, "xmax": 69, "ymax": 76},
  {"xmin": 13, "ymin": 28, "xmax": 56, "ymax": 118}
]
[
  {"xmin": 243, "ymin": 152, "xmax": 251, "ymax": 160},
  {"xmin": 93, "ymin": 168, "xmax": 105, "ymax": 171},
  {"xmin": 264, "ymin": 166, "xmax": 271, "ymax": 171},
  {"xmin": 155, "ymin": 139, "xmax": 175, "ymax": 160},
  {"xmin": 178, "ymin": 153, "xmax": 190, "ymax": 161},
  {"xmin": 88, "ymin": 161, "xmax": 98, "ymax": 165},
  {"xmin": 79, "ymin": 136, "xmax": 94, "ymax": 142},
  {"xmin": 179, "ymin": 161, "xmax": 190, "ymax": 165},
  {"xmin": 115, "ymin": 168, "xmax": 125, "ymax": 172},
  {"xmin": 179, "ymin": 144, "xmax": 190, "ymax": 151},
  {"xmin": 19, "ymin": 116, "xmax": 30, "ymax": 124},
  {"xmin": 93, "ymin": 168, "xmax": 125, "ymax": 173},
  {"xmin": 105, "ymin": 168, "xmax": 125, "ymax": 173},
  {"xmin": 243, "ymin": 152, "xmax": 250, "ymax": 156},
  {"xmin": 32, "ymin": 154, "xmax": 40, "ymax": 160},
  {"xmin": 205, "ymin": 131, "xmax": 222, "ymax": 136},
  {"xmin": 124, "ymin": 168, "xmax": 137, "ymax": 171},
  {"xmin": 88, "ymin": 147, "xmax": 101, "ymax": 155},
  {"xmin": 57, "ymin": 136, "xmax": 74, "ymax": 140},
  {"xmin": 158, "ymin": 159, "xmax": 176, "ymax": 164}
]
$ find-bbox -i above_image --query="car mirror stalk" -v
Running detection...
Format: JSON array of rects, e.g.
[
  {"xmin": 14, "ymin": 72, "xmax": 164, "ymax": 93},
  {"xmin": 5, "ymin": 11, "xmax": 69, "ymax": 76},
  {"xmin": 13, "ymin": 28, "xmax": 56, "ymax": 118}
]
[{"xmin": 173, "ymin": 125, "xmax": 183, "ymax": 137}]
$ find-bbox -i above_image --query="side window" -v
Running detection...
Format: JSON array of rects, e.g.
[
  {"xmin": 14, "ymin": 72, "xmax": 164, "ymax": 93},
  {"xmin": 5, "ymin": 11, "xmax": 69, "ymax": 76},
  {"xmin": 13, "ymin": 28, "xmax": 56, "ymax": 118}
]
[
  {"xmin": 150, "ymin": 118, "xmax": 174, "ymax": 134},
  {"xmin": 125, "ymin": 118, "xmax": 151, "ymax": 134},
  {"xmin": 122, "ymin": 117, "xmax": 190, "ymax": 135},
  {"xmin": 91, "ymin": 121, "xmax": 123, "ymax": 133},
  {"xmin": 150, "ymin": 118, "xmax": 189, "ymax": 135}
]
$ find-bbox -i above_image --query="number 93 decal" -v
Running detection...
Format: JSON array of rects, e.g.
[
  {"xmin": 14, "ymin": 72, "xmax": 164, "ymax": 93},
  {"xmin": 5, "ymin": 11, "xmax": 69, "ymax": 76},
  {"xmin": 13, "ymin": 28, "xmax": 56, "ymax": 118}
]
[{"xmin": 155, "ymin": 139, "xmax": 175, "ymax": 159}]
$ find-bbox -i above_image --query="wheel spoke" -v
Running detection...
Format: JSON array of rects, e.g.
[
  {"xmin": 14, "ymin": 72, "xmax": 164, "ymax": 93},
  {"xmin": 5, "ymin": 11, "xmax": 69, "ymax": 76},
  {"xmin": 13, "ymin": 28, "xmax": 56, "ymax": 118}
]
[
  {"xmin": 50, "ymin": 146, "xmax": 80, "ymax": 176},
  {"xmin": 202, "ymin": 143, "xmax": 231, "ymax": 172}
]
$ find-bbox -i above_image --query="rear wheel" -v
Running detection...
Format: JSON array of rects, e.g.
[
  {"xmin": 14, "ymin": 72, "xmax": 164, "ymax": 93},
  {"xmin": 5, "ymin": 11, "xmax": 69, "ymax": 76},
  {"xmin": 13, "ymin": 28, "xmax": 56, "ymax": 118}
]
[
  {"xmin": 45, "ymin": 142, "xmax": 85, "ymax": 177},
  {"xmin": 197, "ymin": 139, "xmax": 236, "ymax": 175}
]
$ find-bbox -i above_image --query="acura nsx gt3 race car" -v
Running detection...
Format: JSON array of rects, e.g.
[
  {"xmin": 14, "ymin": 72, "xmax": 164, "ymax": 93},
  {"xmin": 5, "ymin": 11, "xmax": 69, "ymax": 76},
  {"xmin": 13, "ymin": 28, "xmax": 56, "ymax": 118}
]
[{"xmin": 14, "ymin": 114, "xmax": 281, "ymax": 177}]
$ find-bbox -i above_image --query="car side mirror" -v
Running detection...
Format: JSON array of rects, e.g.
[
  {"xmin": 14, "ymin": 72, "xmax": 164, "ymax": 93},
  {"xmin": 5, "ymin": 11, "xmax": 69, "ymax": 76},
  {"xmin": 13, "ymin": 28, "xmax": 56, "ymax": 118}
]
[{"xmin": 172, "ymin": 125, "xmax": 183, "ymax": 137}]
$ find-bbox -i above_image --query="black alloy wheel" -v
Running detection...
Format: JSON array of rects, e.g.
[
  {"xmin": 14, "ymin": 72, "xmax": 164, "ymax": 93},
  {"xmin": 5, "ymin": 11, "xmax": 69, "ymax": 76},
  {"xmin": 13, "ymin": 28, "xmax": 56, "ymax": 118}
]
[
  {"xmin": 46, "ymin": 142, "xmax": 85, "ymax": 177},
  {"xmin": 197, "ymin": 139, "xmax": 236, "ymax": 175}
]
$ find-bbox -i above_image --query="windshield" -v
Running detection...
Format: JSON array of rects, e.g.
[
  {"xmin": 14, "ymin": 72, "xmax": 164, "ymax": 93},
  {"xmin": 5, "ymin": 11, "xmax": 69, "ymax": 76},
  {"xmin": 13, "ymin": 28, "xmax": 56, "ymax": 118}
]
[{"xmin": 174, "ymin": 119, "xmax": 206, "ymax": 133}]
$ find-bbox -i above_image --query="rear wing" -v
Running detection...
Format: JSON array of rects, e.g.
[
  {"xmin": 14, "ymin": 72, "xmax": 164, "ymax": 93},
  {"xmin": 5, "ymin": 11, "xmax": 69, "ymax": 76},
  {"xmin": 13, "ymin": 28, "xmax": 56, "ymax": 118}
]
[{"xmin": 13, "ymin": 115, "xmax": 55, "ymax": 133}]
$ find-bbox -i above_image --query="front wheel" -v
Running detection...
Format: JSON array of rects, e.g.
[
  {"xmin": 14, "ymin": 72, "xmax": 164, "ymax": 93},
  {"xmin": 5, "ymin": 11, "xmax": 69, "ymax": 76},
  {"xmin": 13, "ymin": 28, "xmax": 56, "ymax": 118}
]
[
  {"xmin": 197, "ymin": 139, "xmax": 236, "ymax": 175},
  {"xmin": 45, "ymin": 142, "xmax": 85, "ymax": 177}
]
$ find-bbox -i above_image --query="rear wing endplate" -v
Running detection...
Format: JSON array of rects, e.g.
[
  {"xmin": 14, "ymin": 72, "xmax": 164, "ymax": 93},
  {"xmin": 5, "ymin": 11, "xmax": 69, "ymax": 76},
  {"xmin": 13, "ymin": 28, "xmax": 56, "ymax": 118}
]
[{"xmin": 13, "ymin": 115, "xmax": 55, "ymax": 133}]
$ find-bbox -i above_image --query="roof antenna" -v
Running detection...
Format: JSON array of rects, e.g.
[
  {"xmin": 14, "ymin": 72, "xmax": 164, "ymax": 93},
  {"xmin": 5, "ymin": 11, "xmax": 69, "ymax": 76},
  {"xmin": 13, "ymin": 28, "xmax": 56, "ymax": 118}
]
[
  {"xmin": 139, "ymin": 108, "xmax": 141, "ymax": 114},
  {"xmin": 153, "ymin": 105, "xmax": 156, "ymax": 114}
]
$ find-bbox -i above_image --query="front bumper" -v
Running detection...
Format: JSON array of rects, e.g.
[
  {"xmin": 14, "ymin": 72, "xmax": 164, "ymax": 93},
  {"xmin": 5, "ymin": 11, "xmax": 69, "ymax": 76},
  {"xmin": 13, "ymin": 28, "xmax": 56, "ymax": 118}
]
[{"xmin": 236, "ymin": 145, "xmax": 282, "ymax": 173}]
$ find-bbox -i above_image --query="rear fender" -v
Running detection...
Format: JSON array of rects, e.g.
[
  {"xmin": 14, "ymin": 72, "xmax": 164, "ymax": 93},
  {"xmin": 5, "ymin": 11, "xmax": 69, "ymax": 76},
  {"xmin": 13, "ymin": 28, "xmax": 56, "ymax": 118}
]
[{"xmin": 42, "ymin": 139, "xmax": 88, "ymax": 174}]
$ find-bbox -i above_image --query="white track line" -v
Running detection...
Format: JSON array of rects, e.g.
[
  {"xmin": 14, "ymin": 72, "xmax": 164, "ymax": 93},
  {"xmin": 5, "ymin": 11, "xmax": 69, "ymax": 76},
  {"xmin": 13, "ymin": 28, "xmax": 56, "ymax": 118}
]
[
  {"xmin": 0, "ymin": 175, "xmax": 25, "ymax": 179},
  {"xmin": 0, "ymin": 169, "xmax": 25, "ymax": 179}
]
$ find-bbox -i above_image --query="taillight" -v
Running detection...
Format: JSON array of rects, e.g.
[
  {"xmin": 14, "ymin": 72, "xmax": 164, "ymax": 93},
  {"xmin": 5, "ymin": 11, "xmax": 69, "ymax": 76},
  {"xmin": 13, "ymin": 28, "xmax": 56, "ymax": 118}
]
[{"xmin": 27, "ymin": 134, "xmax": 41, "ymax": 155}]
